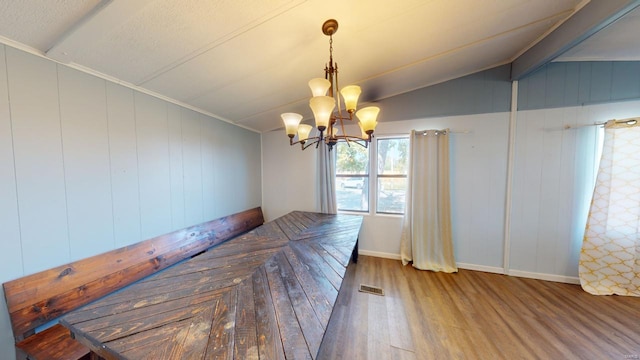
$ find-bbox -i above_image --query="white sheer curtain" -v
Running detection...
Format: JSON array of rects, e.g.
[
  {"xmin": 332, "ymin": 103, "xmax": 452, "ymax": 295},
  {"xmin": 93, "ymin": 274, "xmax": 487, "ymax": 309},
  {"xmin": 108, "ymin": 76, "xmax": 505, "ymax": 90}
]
[
  {"xmin": 400, "ymin": 129, "xmax": 457, "ymax": 272},
  {"xmin": 579, "ymin": 119, "xmax": 640, "ymax": 296},
  {"xmin": 317, "ymin": 142, "xmax": 337, "ymax": 214}
]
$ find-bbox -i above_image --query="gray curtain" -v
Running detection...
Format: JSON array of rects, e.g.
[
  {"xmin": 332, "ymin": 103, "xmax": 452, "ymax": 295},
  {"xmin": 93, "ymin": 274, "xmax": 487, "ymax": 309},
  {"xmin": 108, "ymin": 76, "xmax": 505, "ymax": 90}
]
[
  {"xmin": 317, "ymin": 142, "xmax": 337, "ymax": 214},
  {"xmin": 400, "ymin": 129, "xmax": 457, "ymax": 272}
]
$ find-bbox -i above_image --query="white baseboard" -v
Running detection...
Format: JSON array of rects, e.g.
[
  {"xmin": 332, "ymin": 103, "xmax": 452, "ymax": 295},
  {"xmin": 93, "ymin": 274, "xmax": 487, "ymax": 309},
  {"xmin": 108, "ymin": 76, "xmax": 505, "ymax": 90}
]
[
  {"xmin": 358, "ymin": 249, "xmax": 401, "ymax": 260},
  {"xmin": 507, "ymin": 269, "xmax": 581, "ymax": 285},
  {"xmin": 358, "ymin": 253, "xmax": 581, "ymax": 285},
  {"xmin": 456, "ymin": 262, "xmax": 505, "ymax": 275}
]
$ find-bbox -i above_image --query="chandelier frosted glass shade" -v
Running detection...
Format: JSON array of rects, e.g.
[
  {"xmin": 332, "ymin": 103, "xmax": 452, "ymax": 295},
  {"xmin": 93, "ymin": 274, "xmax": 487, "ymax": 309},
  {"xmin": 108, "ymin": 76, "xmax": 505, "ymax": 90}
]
[
  {"xmin": 281, "ymin": 113, "xmax": 304, "ymax": 138},
  {"xmin": 309, "ymin": 96, "xmax": 335, "ymax": 130},
  {"xmin": 297, "ymin": 124, "xmax": 313, "ymax": 142},
  {"xmin": 308, "ymin": 78, "xmax": 331, "ymax": 97},
  {"xmin": 356, "ymin": 106, "xmax": 380, "ymax": 134},
  {"xmin": 340, "ymin": 85, "xmax": 361, "ymax": 112}
]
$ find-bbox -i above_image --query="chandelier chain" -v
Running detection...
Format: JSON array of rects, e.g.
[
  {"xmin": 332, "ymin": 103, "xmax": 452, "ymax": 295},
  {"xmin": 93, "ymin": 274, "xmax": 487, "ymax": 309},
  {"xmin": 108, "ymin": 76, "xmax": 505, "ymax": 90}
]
[{"xmin": 329, "ymin": 35, "xmax": 333, "ymax": 66}]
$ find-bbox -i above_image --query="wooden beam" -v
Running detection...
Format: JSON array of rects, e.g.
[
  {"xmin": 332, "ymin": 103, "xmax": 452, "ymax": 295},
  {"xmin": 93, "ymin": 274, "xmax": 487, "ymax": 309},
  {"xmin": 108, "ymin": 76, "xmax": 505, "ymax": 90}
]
[
  {"xmin": 45, "ymin": 0, "xmax": 155, "ymax": 63},
  {"xmin": 511, "ymin": 0, "xmax": 640, "ymax": 80}
]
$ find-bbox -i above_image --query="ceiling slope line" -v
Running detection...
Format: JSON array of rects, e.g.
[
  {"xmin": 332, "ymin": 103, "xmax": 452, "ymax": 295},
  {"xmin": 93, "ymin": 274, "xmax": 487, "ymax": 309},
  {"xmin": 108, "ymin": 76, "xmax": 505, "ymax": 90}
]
[
  {"xmin": 134, "ymin": 0, "xmax": 307, "ymax": 87},
  {"xmin": 45, "ymin": 0, "xmax": 156, "ymax": 64},
  {"xmin": 351, "ymin": 10, "xmax": 576, "ymax": 87},
  {"xmin": 206, "ymin": 10, "xmax": 573, "ymax": 132},
  {"xmin": 511, "ymin": 0, "xmax": 640, "ymax": 80},
  {"xmin": 0, "ymin": 37, "xmax": 260, "ymax": 133}
]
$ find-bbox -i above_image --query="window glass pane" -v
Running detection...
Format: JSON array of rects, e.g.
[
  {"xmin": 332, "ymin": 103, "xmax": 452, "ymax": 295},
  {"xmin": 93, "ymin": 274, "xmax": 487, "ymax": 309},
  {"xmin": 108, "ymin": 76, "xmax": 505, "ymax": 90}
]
[
  {"xmin": 377, "ymin": 178, "xmax": 407, "ymax": 214},
  {"xmin": 336, "ymin": 142, "xmax": 369, "ymax": 175},
  {"xmin": 337, "ymin": 177, "xmax": 369, "ymax": 212},
  {"xmin": 377, "ymin": 138, "xmax": 408, "ymax": 175},
  {"xmin": 376, "ymin": 137, "xmax": 408, "ymax": 214},
  {"xmin": 336, "ymin": 142, "xmax": 369, "ymax": 212}
]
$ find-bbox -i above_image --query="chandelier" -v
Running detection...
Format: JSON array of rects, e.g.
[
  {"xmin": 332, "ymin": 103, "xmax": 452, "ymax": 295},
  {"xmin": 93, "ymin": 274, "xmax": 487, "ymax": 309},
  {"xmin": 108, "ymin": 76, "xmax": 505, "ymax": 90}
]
[{"xmin": 281, "ymin": 19, "xmax": 380, "ymax": 151}]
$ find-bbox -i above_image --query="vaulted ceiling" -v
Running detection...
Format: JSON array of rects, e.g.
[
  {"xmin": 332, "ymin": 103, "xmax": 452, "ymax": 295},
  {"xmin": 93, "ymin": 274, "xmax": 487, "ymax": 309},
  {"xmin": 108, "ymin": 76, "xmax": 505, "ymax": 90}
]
[{"xmin": 0, "ymin": 0, "xmax": 638, "ymax": 133}]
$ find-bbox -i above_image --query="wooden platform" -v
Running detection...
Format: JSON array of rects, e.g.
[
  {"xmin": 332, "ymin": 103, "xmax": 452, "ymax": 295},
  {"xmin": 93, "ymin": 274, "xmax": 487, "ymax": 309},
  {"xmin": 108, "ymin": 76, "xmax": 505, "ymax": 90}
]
[{"xmin": 61, "ymin": 211, "xmax": 362, "ymax": 359}]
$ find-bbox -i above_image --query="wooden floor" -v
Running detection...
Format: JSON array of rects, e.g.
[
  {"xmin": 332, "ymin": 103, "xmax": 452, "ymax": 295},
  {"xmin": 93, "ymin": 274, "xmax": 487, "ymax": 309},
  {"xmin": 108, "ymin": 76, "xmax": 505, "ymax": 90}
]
[{"xmin": 318, "ymin": 256, "xmax": 640, "ymax": 360}]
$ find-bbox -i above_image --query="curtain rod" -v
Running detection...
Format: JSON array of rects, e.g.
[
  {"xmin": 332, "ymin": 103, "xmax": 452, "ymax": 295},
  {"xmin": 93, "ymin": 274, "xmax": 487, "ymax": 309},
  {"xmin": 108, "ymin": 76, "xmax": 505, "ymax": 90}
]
[
  {"xmin": 564, "ymin": 118, "xmax": 638, "ymax": 130},
  {"xmin": 415, "ymin": 129, "xmax": 470, "ymax": 135}
]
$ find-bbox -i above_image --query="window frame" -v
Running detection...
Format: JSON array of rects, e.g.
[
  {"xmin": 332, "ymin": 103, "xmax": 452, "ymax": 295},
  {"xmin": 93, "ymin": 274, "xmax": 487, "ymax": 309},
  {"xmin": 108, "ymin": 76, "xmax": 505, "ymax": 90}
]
[
  {"xmin": 335, "ymin": 141, "xmax": 371, "ymax": 213},
  {"xmin": 335, "ymin": 134, "xmax": 409, "ymax": 216}
]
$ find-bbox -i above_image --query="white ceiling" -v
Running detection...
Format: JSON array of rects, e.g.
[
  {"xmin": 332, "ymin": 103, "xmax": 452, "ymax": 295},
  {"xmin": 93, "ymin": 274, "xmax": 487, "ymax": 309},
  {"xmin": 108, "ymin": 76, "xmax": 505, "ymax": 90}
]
[{"xmin": 0, "ymin": 0, "xmax": 637, "ymax": 133}]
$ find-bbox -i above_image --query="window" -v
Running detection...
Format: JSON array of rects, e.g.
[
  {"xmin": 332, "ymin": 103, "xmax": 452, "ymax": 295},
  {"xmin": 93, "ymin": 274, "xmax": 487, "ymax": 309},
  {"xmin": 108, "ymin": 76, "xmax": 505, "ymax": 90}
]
[
  {"xmin": 335, "ymin": 136, "xmax": 409, "ymax": 214},
  {"xmin": 376, "ymin": 137, "xmax": 408, "ymax": 214},
  {"xmin": 336, "ymin": 142, "xmax": 369, "ymax": 212}
]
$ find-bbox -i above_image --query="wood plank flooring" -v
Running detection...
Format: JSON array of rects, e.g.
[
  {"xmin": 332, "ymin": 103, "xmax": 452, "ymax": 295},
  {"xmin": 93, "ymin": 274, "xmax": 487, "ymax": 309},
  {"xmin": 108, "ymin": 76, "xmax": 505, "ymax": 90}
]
[{"xmin": 318, "ymin": 256, "xmax": 640, "ymax": 360}]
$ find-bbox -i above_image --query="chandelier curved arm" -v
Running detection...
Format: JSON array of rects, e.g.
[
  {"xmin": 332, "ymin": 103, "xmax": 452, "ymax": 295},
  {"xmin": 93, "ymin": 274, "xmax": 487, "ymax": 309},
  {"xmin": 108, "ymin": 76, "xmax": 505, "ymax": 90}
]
[{"xmin": 289, "ymin": 135, "xmax": 323, "ymax": 150}]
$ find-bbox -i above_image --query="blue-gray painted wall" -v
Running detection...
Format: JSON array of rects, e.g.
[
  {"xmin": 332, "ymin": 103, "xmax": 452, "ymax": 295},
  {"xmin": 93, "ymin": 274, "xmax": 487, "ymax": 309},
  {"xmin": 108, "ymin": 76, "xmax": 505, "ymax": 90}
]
[
  {"xmin": 379, "ymin": 61, "xmax": 640, "ymax": 120},
  {"xmin": 517, "ymin": 61, "xmax": 640, "ymax": 110},
  {"xmin": 378, "ymin": 65, "xmax": 512, "ymax": 121}
]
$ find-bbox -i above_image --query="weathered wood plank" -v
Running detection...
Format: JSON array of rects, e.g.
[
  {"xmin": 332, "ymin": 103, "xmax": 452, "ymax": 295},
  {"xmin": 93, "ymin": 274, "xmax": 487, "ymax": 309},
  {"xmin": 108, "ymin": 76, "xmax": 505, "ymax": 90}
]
[
  {"xmin": 293, "ymin": 215, "xmax": 362, "ymax": 242},
  {"xmin": 233, "ymin": 278, "xmax": 259, "ymax": 360},
  {"xmin": 252, "ymin": 220, "xmax": 288, "ymax": 240},
  {"xmin": 252, "ymin": 266, "xmax": 285, "ymax": 360},
  {"xmin": 291, "ymin": 241, "xmax": 343, "ymax": 291},
  {"xmin": 63, "ymin": 290, "xmax": 225, "ymax": 339},
  {"xmin": 264, "ymin": 254, "xmax": 312, "ymax": 359},
  {"xmin": 273, "ymin": 217, "xmax": 298, "ymax": 240},
  {"xmin": 282, "ymin": 246, "xmax": 334, "ymax": 327},
  {"xmin": 309, "ymin": 242, "xmax": 347, "ymax": 279},
  {"xmin": 65, "ymin": 264, "xmax": 252, "ymax": 317},
  {"xmin": 137, "ymin": 246, "xmax": 279, "ymax": 283},
  {"xmin": 288, "ymin": 242, "xmax": 339, "ymax": 303},
  {"xmin": 115, "ymin": 309, "xmax": 213, "ymax": 359},
  {"xmin": 324, "ymin": 243, "xmax": 353, "ymax": 267},
  {"xmin": 15, "ymin": 324, "xmax": 90, "ymax": 360},
  {"xmin": 273, "ymin": 251, "xmax": 326, "ymax": 358},
  {"xmin": 288, "ymin": 211, "xmax": 315, "ymax": 230},
  {"xmin": 205, "ymin": 289, "xmax": 236, "ymax": 359}
]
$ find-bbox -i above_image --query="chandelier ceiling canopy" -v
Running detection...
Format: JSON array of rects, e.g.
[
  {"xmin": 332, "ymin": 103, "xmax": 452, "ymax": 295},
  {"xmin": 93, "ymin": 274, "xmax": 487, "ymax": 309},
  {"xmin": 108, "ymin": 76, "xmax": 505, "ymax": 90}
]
[{"xmin": 281, "ymin": 19, "xmax": 380, "ymax": 151}]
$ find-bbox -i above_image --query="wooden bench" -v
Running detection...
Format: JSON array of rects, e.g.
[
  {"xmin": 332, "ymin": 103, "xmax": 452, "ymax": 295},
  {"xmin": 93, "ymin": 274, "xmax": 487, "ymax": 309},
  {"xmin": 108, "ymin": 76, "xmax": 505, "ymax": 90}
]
[{"xmin": 2, "ymin": 207, "xmax": 264, "ymax": 360}]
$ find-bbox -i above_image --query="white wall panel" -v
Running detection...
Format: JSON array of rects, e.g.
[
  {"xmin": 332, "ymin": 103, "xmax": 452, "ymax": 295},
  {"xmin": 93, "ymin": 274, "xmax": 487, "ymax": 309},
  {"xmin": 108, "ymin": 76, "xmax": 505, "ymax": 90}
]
[
  {"xmin": 0, "ymin": 46, "xmax": 22, "ymax": 281},
  {"xmin": 509, "ymin": 101, "xmax": 640, "ymax": 279},
  {"xmin": 0, "ymin": 45, "xmax": 22, "ymax": 360},
  {"xmin": 210, "ymin": 119, "xmax": 262, "ymax": 217},
  {"xmin": 232, "ymin": 124, "xmax": 262, "ymax": 212},
  {"xmin": 106, "ymin": 82, "xmax": 141, "ymax": 247},
  {"xmin": 58, "ymin": 66, "xmax": 114, "ymax": 260},
  {"xmin": 370, "ymin": 114, "xmax": 509, "ymax": 265},
  {"xmin": 510, "ymin": 110, "xmax": 543, "ymax": 271},
  {"xmin": 201, "ymin": 114, "xmax": 217, "ymax": 220},
  {"xmin": 168, "ymin": 103, "xmax": 185, "ymax": 229},
  {"xmin": 210, "ymin": 118, "xmax": 229, "ymax": 219},
  {"xmin": 134, "ymin": 93, "xmax": 172, "ymax": 239},
  {"xmin": 444, "ymin": 116, "xmax": 509, "ymax": 268},
  {"xmin": 261, "ymin": 129, "xmax": 316, "ymax": 221},
  {"xmin": 5, "ymin": 47, "xmax": 70, "ymax": 272},
  {"xmin": 181, "ymin": 108, "xmax": 203, "ymax": 226}
]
